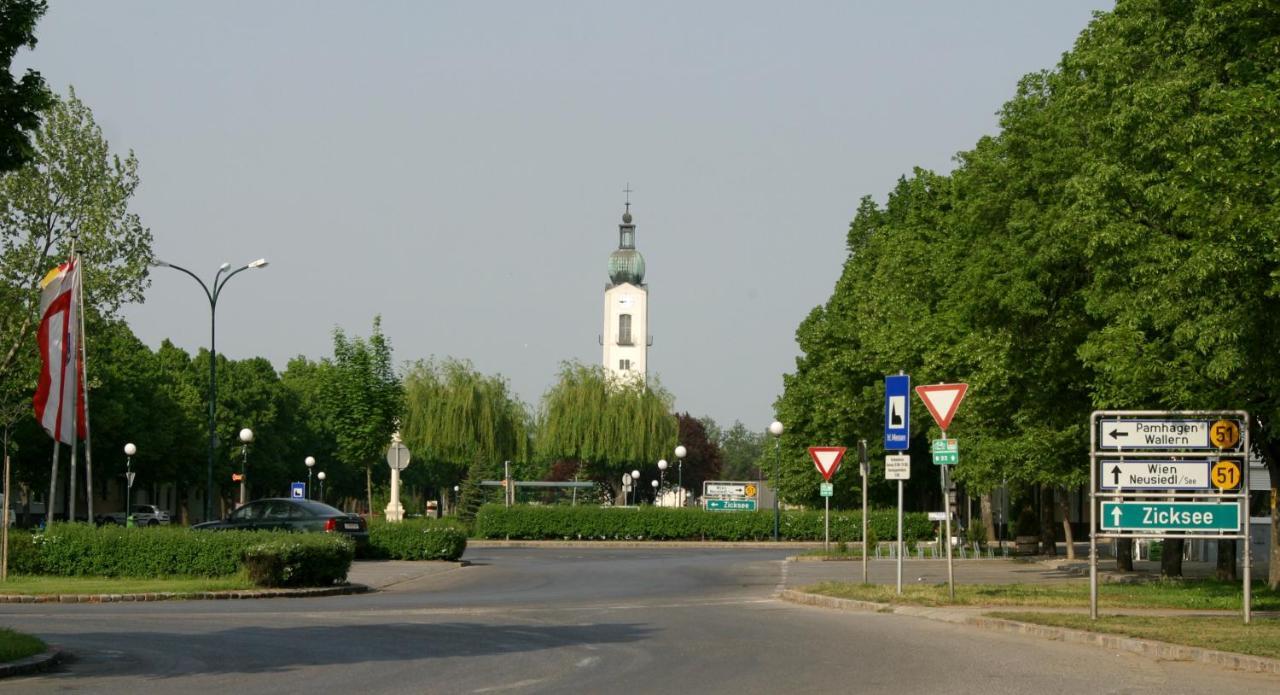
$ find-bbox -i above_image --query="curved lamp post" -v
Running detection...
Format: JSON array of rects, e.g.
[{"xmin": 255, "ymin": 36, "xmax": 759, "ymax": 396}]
[
  {"xmin": 305, "ymin": 456, "xmax": 316, "ymax": 499},
  {"xmin": 674, "ymin": 445, "xmax": 687, "ymax": 506},
  {"xmin": 238, "ymin": 428, "xmax": 254, "ymax": 507},
  {"xmin": 151, "ymin": 256, "xmax": 267, "ymax": 521},
  {"xmin": 123, "ymin": 442, "xmax": 137, "ymax": 527},
  {"xmin": 769, "ymin": 420, "xmax": 784, "ymax": 541}
]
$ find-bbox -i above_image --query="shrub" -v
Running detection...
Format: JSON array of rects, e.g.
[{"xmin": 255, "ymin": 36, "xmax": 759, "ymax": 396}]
[
  {"xmin": 4, "ymin": 530, "xmax": 42, "ymax": 574},
  {"xmin": 241, "ymin": 535, "xmax": 354, "ymax": 588},
  {"xmin": 367, "ymin": 519, "xmax": 468, "ymax": 561},
  {"xmin": 1014, "ymin": 506, "xmax": 1039, "ymax": 537},
  {"xmin": 473, "ymin": 505, "xmax": 933, "ymax": 542}
]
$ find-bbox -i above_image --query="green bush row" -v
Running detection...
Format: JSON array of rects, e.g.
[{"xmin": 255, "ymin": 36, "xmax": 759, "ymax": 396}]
[
  {"xmin": 473, "ymin": 505, "xmax": 935, "ymax": 542},
  {"xmin": 8, "ymin": 523, "xmax": 353, "ymax": 587},
  {"xmin": 366, "ymin": 519, "xmax": 468, "ymax": 561}
]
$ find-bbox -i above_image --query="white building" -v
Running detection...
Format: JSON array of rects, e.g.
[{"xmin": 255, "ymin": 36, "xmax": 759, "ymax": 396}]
[{"xmin": 602, "ymin": 204, "xmax": 649, "ymax": 382}]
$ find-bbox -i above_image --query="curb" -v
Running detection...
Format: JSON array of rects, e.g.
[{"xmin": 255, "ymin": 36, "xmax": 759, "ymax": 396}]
[
  {"xmin": 0, "ymin": 583, "xmax": 371, "ymax": 604},
  {"xmin": 778, "ymin": 589, "xmax": 1280, "ymax": 675},
  {"xmin": 0, "ymin": 645, "xmax": 63, "ymax": 679},
  {"xmin": 468, "ymin": 540, "xmax": 825, "ymax": 549}
]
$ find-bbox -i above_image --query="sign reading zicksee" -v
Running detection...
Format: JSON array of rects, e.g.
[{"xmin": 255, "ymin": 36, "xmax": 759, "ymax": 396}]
[
  {"xmin": 706, "ymin": 499, "xmax": 757, "ymax": 512},
  {"xmin": 1100, "ymin": 501, "xmax": 1240, "ymax": 533}
]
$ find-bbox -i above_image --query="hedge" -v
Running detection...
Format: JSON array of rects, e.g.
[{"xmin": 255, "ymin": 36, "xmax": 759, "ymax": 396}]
[
  {"xmin": 242, "ymin": 535, "xmax": 354, "ymax": 587},
  {"xmin": 13, "ymin": 523, "xmax": 354, "ymax": 586},
  {"xmin": 366, "ymin": 519, "xmax": 468, "ymax": 561},
  {"xmin": 473, "ymin": 505, "xmax": 935, "ymax": 542}
]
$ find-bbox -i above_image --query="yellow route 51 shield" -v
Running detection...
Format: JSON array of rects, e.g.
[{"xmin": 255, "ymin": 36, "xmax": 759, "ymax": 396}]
[{"xmin": 1210, "ymin": 420, "xmax": 1241, "ymax": 449}]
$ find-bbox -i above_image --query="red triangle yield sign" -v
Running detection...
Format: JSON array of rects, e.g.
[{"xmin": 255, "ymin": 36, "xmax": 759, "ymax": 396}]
[
  {"xmin": 914, "ymin": 383, "xmax": 969, "ymax": 432},
  {"xmin": 808, "ymin": 447, "xmax": 847, "ymax": 482}
]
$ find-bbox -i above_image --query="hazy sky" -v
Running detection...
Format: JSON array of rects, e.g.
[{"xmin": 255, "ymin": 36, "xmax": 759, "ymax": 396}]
[{"xmin": 19, "ymin": 1, "xmax": 1110, "ymax": 430}]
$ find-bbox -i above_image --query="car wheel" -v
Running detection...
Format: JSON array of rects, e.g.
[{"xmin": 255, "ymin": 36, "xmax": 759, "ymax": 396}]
[{"xmin": 147, "ymin": 519, "xmax": 159, "ymax": 527}]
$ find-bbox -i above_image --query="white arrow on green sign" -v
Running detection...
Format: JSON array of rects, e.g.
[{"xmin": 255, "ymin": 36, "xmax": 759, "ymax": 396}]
[
  {"xmin": 706, "ymin": 499, "xmax": 757, "ymax": 512},
  {"xmin": 931, "ymin": 438, "xmax": 958, "ymax": 466},
  {"xmin": 1100, "ymin": 501, "xmax": 1240, "ymax": 532}
]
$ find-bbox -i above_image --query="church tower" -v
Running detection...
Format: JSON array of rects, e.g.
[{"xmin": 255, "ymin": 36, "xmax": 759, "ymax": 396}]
[{"xmin": 602, "ymin": 199, "xmax": 648, "ymax": 383}]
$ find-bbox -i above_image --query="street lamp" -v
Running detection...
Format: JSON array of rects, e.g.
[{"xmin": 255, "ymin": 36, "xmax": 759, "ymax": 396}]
[
  {"xmin": 674, "ymin": 445, "xmax": 687, "ymax": 506},
  {"xmin": 650, "ymin": 478, "xmax": 658, "ymax": 504},
  {"xmin": 238, "ymin": 428, "xmax": 254, "ymax": 507},
  {"xmin": 123, "ymin": 443, "xmax": 137, "ymax": 528},
  {"xmin": 631, "ymin": 469, "xmax": 641, "ymax": 506},
  {"xmin": 151, "ymin": 256, "xmax": 268, "ymax": 522},
  {"xmin": 453, "ymin": 484, "xmax": 460, "ymax": 514},
  {"xmin": 657, "ymin": 459, "xmax": 668, "ymax": 505},
  {"xmin": 305, "ymin": 456, "xmax": 316, "ymax": 499},
  {"xmin": 317, "ymin": 471, "xmax": 326, "ymax": 502},
  {"xmin": 769, "ymin": 420, "xmax": 784, "ymax": 542}
]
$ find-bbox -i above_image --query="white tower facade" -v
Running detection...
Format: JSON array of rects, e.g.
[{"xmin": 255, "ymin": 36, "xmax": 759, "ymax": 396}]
[{"xmin": 603, "ymin": 205, "xmax": 648, "ymax": 382}]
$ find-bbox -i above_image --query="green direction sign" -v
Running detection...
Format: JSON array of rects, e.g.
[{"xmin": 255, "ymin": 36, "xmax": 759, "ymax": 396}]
[
  {"xmin": 819, "ymin": 483, "xmax": 834, "ymax": 498},
  {"xmin": 706, "ymin": 498, "xmax": 757, "ymax": 512},
  {"xmin": 1100, "ymin": 501, "xmax": 1240, "ymax": 533},
  {"xmin": 931, "ymin": 438, "xmax": 958, "ymax": 466}
]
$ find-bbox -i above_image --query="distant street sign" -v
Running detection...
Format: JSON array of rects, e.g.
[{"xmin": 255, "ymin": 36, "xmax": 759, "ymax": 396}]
[
  {"xmin": 884, "ymin": 374, "xmax": 911, "ymax": 450},
  {"xmin": 290, "ymin": 482, "xmax": 305, "ymax": 499},
  {"xmin": 1100, "ymin": 501, "xmax": 1240, "ymax": 533},
  {"xmin": 1097, "ymin": 419, "xmax": 1215, "ymax": 450},
  {"xmin": 703, "ymin": 481, "xmax": 757, "ymax": 499},
  {"xmin": 930, "ymin": 439, "xmax": 958, "ymax": 466},
  {"xmin": 808, "ymin": 447, "xmax": 847, "ymax": 482},
  {"xmin": 706, "ymin": 498, "xmax": 757, "ymax": 512},
  {"xmin": 386, "ymin": 442, "xmax": 412, "ymax": 470},
  {"xmin": 1099, "ymin": 460, "xmax": 1211, "ymax": 491},
  {"xmin": 819, "ymin": 482, "xmax": 833, "ymax": 498},
  {"xmin": 1211, "ymin": 460, "xmax": 1242, "ymax": 491},
  {"xmin": 915, "ymin": 383, "xmax": 968, "ymax": 431},
  {"xmin": 927, "ymin": 511, "xmax": 952, "ymax": 521},
  {"xmin": 885, "ymin": 454, "xmax": 911, "ymax": 480}
]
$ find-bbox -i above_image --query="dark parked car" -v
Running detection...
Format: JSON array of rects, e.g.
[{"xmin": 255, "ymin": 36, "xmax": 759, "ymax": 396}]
[{"xmin": 193, "ymin": 498, "xmax": 368, "ymax": 547}]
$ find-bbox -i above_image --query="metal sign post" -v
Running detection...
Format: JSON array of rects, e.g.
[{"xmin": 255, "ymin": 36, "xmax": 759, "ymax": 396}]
[
  {"xmin": 859, "ymin": 440, "xmax": 868, "ymax": 584},
  {"xmin": 942, "ymin": 448, "xmax": 954, "ymax": 601},
  {"xmin": 885, "ymin": 453, "xmax": 910, "ymax": 594},
  {"xmin": 1089, "ymin": 410, "xmax": 1250, "ymax": 623}
]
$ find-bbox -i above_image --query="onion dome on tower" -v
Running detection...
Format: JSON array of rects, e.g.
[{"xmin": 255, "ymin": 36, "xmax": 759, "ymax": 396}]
[{"xmin": 607, "ymin": 206, "xmax": 645, "ymax": 286}]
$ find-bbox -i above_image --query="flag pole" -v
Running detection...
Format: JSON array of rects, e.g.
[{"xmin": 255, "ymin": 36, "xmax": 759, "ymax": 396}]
[
  {"xmin": 47, "ymin": 441, "xmax": 58, "ymax": 526},
  {"xmin": 75, "ymin": 247, "xmax": 94, "ymax": 524}
]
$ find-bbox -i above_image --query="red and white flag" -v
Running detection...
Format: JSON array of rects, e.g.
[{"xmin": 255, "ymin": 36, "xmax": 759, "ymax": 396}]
[{"xmin": 33, "ymin": 258, "xmax": 85, "ymax": 445}]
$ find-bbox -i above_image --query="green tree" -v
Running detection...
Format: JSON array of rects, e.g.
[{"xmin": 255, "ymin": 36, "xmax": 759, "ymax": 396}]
[
  {"xmin": 673, "ymin": 412, "xmax": 720, "ymax": 498},
  {"xmin": 535, "ymin": 362, "xmax": 676, "ymax": 499},
  {"xmin": 0, "ymin": 0, "xmax": 51, "ymax": 173},
  {"xmin": 318, "ymin": 317, "xmax": 402, "ymax": 518},
  {"xmin": 717, "ymin": 420, "xmax": 765, "ymax": 481},
  {"xmin": 399, "ymin": 357, "xmax": 530, "ymax": 503},
  {"xmin": 0, "ymin": 89, "xmax": 152, "ymax": 393}
]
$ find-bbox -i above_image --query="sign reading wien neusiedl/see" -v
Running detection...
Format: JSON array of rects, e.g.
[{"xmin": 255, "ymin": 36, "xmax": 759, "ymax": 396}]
[
  {"xmin": 1099, "ymin": 460, "xmax": 1211, "ymax": 490},
  {"xmin": 1100, "ymin": 501, "xmax": 1240, "ymax": 533}
]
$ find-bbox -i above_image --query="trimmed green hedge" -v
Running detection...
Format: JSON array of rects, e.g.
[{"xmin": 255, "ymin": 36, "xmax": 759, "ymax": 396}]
[
  {"xmin": 16, "ymin": 523, "xmax": 354, "ymax": 586},
  {"xmin": 367, "ymin": 519, "xmax": 468, "ymax": 561},
  {"xmin": 242, "ymin": 535, "xmax": 354, "ymax": 587},
  {"xmin": 473, "ymin": 505, "xmax": 934, "ymax": 542}
]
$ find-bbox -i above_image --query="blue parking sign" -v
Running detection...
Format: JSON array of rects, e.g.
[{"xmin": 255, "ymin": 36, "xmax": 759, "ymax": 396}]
[
  {"xmin": 290, "ymin": 482, "xmax": 306, "ymax": 499},
  {"xmin": 884, "ymin": 374, "xmax": 910, "ymax": 450}
]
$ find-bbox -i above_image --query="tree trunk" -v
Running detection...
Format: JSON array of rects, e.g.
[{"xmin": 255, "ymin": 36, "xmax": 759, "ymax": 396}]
[
  {"xmin": 980, "ymin": 493, "xmax": 996, "ymax": 543},
  {"xmin": 365, "ymin": 463, "xmax": 374, "ymax": 520},
  {"xmin": 1161, "ymin": 538, "xmax": 1184, "ymax": 578},
  {"xmin": 1039, "ymin": 484, "xmax": 1057, "ymax": 556},
  {"xmin": 1057, "ymin": 487, "xmax": 1075, "ymax": 560},
  {"xmin": 1115, "ymin": 538, "xmax": 1134, "ymax": 572},
  {"xmin": 1269, "ymin": 457, "xmax": 1279, "ymax": 591},
  {"xmin": 1215, "ymin": 539, "xmax": 1237, "ymax": 581}
]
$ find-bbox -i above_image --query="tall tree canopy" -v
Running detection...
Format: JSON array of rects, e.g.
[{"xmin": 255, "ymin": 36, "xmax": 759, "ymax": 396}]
[
  {"xmin": 536, "ymin": 362, "xmax": 677, "ymax": 491},
  {"xmin": 0, "ymin": 0, "xmax": 51, "ymax": 174}
]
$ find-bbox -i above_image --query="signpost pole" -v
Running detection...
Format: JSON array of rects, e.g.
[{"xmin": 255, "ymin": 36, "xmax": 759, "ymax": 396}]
[
  {"xmin": 1243, "ymin": 423, "xmax": 1251, "ymax": 625},
  {"xmin": 860, "ymin": 440, "xmax": 868, "ymax": 584},
  {"xmin": 942, "ymin": 435, "xmax": 954, "ymax": 601},
  {"xmin": 896, "ymin": 478, "xmax": 903, "ymax": 594},
  {"xmin": 824, "ymin": 494, "xmax": 830, "ymax": 553},
  {"xmin": 1089, "ymin": 412, "xmax": 1098, "ymax": 621}
]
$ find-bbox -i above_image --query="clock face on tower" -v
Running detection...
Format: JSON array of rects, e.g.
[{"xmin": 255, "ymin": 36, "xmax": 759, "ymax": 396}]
[{"xmin": 618, "ymin": 295, "xmax": 632, "ymax": 308}]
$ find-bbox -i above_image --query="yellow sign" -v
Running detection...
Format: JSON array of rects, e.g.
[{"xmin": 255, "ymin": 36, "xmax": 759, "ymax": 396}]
[
  {"xmin": 744, "ymin": 484, "xmax": 758, "ymax": 498},
  {"xmin": 1211, "ymin": 460, "xmax": 1241, "ymax": 491},
  {"xmin": 1210, "ymin": 419, "xmax": 1240, "ymax": 449}
]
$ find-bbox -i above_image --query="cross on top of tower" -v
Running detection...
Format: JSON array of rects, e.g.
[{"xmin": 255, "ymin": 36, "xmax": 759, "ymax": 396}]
[{"xmin": 623, "ymin": 183, "xmax": 633, "ymax": 214}]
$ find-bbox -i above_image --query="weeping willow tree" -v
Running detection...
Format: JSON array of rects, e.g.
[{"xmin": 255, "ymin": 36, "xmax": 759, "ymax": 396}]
[
  {"xmin": 536, "ymin": 362, "xmax": 677, "ymax": 492},
  {"xmin": 400, "ymin": 358, "xmax": 531, "ymax": 493}
]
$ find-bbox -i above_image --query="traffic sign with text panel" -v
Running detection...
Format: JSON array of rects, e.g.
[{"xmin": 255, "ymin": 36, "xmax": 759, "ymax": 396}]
[{"xmin": 1099, "ymin": 460, "xmax": 1210, "ymax": 491}]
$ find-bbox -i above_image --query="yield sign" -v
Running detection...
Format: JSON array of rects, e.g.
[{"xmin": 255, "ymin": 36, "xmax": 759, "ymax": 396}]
[
  {"xmin": 915, "ymin": 383, "xmax": 969, "ymax": 431},
  {"xmin": 808, "ymin": 447, "xmax": 847, "ymax": 482}
]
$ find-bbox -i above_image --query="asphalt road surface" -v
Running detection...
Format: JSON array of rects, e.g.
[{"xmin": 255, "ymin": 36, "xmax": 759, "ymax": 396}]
[{"xmin": 2, "ymin": 547, "xmax": 1277, "ymax": 694}]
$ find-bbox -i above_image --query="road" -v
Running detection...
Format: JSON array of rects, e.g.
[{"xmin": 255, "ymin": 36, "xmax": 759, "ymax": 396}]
[{"xmin": 1, "ymin": 547, "xmax": 1276, "ymax": 693}]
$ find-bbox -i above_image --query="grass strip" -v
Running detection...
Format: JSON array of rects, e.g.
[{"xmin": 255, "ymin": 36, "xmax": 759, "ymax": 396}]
[
  {"xmin": 806, "ymin": 579, "xmax": 1280, "ymax": 611},
  {"xmin": 0, "ymin": 574, "xmax": 255, "ymax": 596},
  {"xmin": 987, "ymin": 612, "xmax": 1280, "ymax": 661},
  {"xmin": 0, "ymin": 627, "xmax": 46, "ymax": 663}
]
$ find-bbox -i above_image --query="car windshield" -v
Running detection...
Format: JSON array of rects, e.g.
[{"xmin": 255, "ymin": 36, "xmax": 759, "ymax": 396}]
[{"xmin": 291, "ymin": 499, "xmax": 346, "ymax": 516}]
